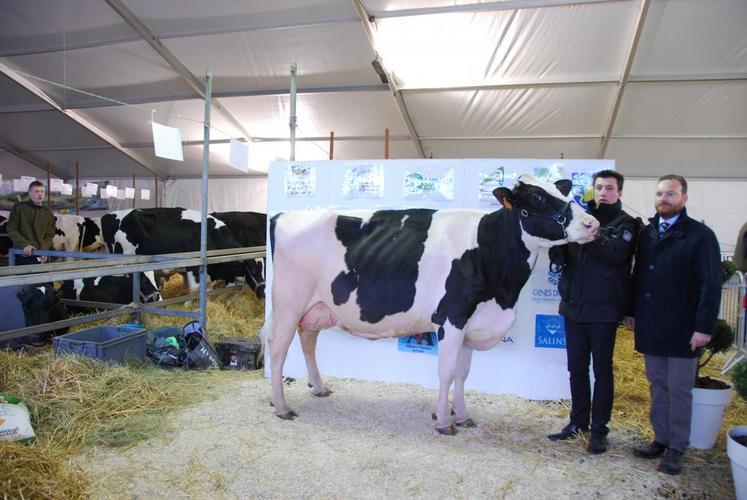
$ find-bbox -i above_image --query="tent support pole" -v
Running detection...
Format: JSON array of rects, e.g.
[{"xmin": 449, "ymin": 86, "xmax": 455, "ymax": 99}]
[
  {"xmin": 154, "ymin": 175, "xmax": 159, "ymax": 208},
  {"xmin": 329, "ymin": 131, "xmax": 334, "ymax": 160},
  {"xmin": 199, "ymin": 69, "xmax": 213, "ymax": 332},
  {"xmin": 384, "ymin": 128, "xmax": 390, "ymax": 159},
  {"xmin": 289, "ymin": 63, "xmax": 297, "ymax": 161},
  {"xmin": 46, "ymin": 161, "xmax": 51, "ymax": 208},
  {"xmin": 75, "ymin": 161, "xmax": 80, "ymax": 215},
  {"xmin": 132, "ymin": 174, "xmax": 136, "ymax": 209}
]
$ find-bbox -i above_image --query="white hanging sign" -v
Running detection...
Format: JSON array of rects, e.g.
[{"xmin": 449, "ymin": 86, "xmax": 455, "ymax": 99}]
[
  {"xmin": 140, "ymin": 188, "xmax": 151, "ymax": 200},
  {"xmin": 125, "ymin": 187, "xmax": 135, "ymax": 199},
  {"xmin": 84, "ymin": 182, "xmax": 98, "ymax": 197},
  {"xmin": 105, "ymin": 185, "xmax": 118, "ymax": 198},
  {"xmin": 152, "ymin": 121, "xmax": 184, "ymax": 161},
  {"xmin": 50, "ymin": 178, "xmax": 63, "ymax": 192},
  {"xmin": 14, "ymin": 176, "xmax": 35, "ymax": 192},
  {"xmin": 61, "ymin": 183, "xmax": 73, "ymax": 195},
  {"xmin": 100, "ymin": 189, "xmax": 110, "ymax": 199},
  {"xmin": 116, "ymin": 188, "xmax": 126, "ymax": 199},
  {"xmin": 228, "ymin": 138, "xmax": 249, "ymax": 172}
]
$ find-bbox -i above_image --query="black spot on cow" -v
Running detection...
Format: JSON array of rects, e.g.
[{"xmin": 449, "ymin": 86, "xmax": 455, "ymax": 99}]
[
  {"xmin": 269, "ymin": 213, "xmax": 281, "ymax": 260},
  {"xmin": 101, "ymin": 213, "xmax": 121, "ymax": 253},
  {"xmin": 77, "ymin": 217, "xmax": 101, "ymax": 249},
  {"xmin": 331, "ymin": 209, "xmax": 435, "ymax": 324},
  {"xmin": 432, "ymin": 208, "xmax": 531, "ymax": 333},
  {"xmin": 55, "ymin": 226, "xmax": 65, "ymax": 237}
]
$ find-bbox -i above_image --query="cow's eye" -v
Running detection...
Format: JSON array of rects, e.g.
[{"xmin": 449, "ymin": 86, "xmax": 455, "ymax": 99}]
[{"xmin": 531, "ymin": 193, "xmax": 544, "ymax": 204}]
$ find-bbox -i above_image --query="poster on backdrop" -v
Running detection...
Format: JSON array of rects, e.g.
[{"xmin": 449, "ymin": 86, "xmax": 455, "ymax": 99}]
[{"xmin": 264, "ymin": 159, "xmax": 612, "ymax": 399}]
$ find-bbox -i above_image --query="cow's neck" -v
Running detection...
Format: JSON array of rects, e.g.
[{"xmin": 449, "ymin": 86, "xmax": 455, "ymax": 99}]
[{"xmin": 476, "ymin": 208, "xmax": 533, "ymax": 309}]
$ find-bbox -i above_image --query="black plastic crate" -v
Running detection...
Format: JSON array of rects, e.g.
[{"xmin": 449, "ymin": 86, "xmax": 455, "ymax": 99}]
[
  {"xmin": 214, "ymin": 337, "xmax": 261, "ymax": 370},
  {"xmin": 53, "ymin": 326, "xmax": 147, "ymax": 363}
]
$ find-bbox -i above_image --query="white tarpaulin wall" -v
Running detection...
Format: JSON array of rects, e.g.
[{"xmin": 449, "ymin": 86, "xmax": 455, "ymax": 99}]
[
  {"xmin": 264, "ymin": 158, "xmax": 614, "ymax": 399},
  {"xmin": 0, "ymin": 0, "xmax": 745, "ymax": 181}
]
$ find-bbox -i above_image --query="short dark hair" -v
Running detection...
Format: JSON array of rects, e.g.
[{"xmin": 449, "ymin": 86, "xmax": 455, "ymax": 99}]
[
  {"xmin": 657, "ymin": 174, "xmax": 688, "ymax": 194},
  {"xmin": 593, "ymin": 169, "xmax": 624, "ymax": 191},
  {"xmin": 28, "ymin": 180, "xmax": 44, "ymax": 191}
]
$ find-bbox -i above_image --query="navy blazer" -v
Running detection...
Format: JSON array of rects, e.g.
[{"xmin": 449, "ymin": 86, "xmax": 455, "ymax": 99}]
[{"xmin": 629, "ymin": 208, "xmax": 722, "ymax": 358}]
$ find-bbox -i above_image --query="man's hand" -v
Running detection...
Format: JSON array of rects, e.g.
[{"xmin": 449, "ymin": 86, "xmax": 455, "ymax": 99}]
[
  {"xmin": 690, "ymin": 331, "xmax": 711, "ymax": 351},
  {"xmin": 39, "ymin": 255, "xmax": 48, "ymax": 263},
  {"xmin": 23, "ymin": 244, "xmax": 35, "ymax": 256},
  {"xmin": 622, "ymin": 316, "xmax": 635, "ymax": 332}
]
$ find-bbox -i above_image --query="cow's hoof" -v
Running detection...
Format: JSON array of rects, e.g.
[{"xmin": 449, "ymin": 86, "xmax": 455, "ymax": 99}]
[
  {"xmin": 313, "ymin": 388, "xmax": 333, "ymax": 397},
  {"xmin": 436, "ymin": 425, "xmax": 457, "ymax": 436},
  {"xmin": 455, "ymin": 418, "xmax": 476, "ymax": 428},
  {"xmin": 275, "ymin": 410, "xmax": 298, "ymax": 420}
]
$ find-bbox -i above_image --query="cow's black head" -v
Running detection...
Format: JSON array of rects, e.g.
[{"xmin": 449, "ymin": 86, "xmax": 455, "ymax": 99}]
[
  {"xmin": 494, "ymin": 175, "xmax": 598, "ymax": 245},
  {"xmin": 244, "ymin": 258, "xmax": 266, "ymax": 299}
]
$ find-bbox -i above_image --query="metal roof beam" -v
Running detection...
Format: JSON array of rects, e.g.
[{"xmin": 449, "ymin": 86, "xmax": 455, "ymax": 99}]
[
  {"xmin": 353, "ymin": 0, "xmax": 425, "ymax": 158},
  {"xmin": 104, "ymin": 0, "xmax": 254, "ymax": 142},
  {"xmin": 598, "ymin": 0, "xmax": 650, "ymax": 158},
  {"xmin": 370, "ymin": 0, "xmax": 625, "ymax": 19},
  {"xmin": 0, "ymin": 62, "xmax": 168, "ymax": 179}
]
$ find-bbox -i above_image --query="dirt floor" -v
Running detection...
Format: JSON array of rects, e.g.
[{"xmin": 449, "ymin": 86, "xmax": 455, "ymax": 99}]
[{"xmin": 76, "ymin": 373, "xmax": 736, "ymax": 499}]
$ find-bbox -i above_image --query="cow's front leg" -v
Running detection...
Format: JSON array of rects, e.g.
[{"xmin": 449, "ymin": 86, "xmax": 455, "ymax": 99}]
[
  {"xmin": 299, "ymin": 329, "xmax": 331, "ymax": 397},
  {"xmin": 453, "ymin": 345, "xmax": 476, "ymax": 427},
  {"xmin": 434, "ymin": 324, "xmax": 464, "ymax": 435}
]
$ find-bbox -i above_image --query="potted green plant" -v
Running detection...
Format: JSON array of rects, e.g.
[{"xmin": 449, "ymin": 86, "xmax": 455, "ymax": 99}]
[
  {"xmin": 726, "ymin": 361, "xmax": 747, "ymax": 500},
  {"xmin": 689, "ymin": 318, "xmax": 734, "ymax": 449}
]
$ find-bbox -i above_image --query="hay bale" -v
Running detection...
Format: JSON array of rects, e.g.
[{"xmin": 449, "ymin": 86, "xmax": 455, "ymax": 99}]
[{"xmin": 0, "ymin": 442, "xmax": 87, "ymax": 499}]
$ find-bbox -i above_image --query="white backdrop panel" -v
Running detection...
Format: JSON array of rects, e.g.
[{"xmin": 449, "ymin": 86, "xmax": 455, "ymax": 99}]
[{"xmin": 265, "ymin": 158, "xmax": 614, "ymax": 399}]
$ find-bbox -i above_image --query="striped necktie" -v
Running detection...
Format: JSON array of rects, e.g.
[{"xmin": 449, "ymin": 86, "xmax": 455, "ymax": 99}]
[{"xmin": 659, "ymin": 221, "xmax": 670, "ymax": 237}]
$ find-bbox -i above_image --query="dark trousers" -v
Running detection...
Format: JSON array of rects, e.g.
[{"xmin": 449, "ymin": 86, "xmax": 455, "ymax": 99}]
[
  {"xmin": 564, "ymin": 319, "xmax": 617, "ymax": 434},
  {"xmin": 644, "ymin": 355, "xmax": 698, "ymax": 453},
  {"xmin": 13, "ymin": 254, "xmax": 41, "ymax": 266}
]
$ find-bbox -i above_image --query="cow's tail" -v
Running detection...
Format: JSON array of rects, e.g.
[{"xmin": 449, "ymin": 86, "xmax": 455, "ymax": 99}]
[
  {"xmin": 269, "ymin": 213, "xmax": 282, "ymax": 262},
  {"xmin": 258, "ymin": 315, "xmax": 272, "ymax": 369}
]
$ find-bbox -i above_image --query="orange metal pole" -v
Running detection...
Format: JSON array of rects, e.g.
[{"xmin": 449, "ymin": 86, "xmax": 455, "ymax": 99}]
[{"xmin": 384, "ymin": 128, "xmax": 390, "ymax": 159}]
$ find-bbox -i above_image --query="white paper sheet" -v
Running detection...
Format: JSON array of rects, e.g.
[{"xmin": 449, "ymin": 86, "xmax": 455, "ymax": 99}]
[
  {"xmin": 105, "ymin": 185, "xmax": 118, "ymax": 197},
  {"xmin": 125, "ymin": 187, "xmax": 135, "ymax": 199},
  {"xmin": 61, "ymin": 183, "xmax": 73, "ymax": 195},
  {"xmin": 140, "ymin": 188, "xmax": 151, "ymax": 200},
  {"xmin": 116, "ymin": 188, "xmax": 126, "ymax": 199},
  {"xmin": 229, "ymin": 138, "xmax": 249, "ymax": 172},
  {"xmin": 84, "ymin": 182, "xmax": 98, "ymax": 197},
  {"xmin": 152, "ymin": 121, "xmax": 184, "ymax": 161},
  {"xmin": 100, "ymin": 189, "xmax": 109, "ymax": 199},
  {"xmin": 50, "ymin": 178, "xmax": 63, "ymax": 192},
  {"xmin": 13, "ymin": 176, "xmax": 35, "ymax": 192}
]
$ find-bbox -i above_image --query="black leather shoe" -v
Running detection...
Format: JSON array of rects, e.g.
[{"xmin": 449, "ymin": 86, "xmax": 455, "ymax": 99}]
[
  {"xmin": 633, "ymin": 441, "xmax": 667, "ymax": 459},
  {"xmin": 587, "ymin": 432, "xmax": 608, "ymax": 454},
  {"xmin": 548, "ymin": 423, "xmax": 588, "ymax": 441},
  {"xmin": 657, "ymin": 449, "xmax": 684, "ymax": 475}
]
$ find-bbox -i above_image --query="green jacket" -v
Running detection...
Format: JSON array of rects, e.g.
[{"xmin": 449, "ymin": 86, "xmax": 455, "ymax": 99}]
[{"xmin": 6, "ymin": 201, "xmax": 56, "ymax": 250}]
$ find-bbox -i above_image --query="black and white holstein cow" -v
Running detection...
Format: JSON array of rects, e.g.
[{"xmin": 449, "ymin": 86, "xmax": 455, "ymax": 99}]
[
  {"xmin": 53, "ymin": 214, "xmax": 106, "ymax": 257},
  {"xmin": 59, "ymin": 273, "xmax": 161, "ymax": 310},
  {"xmin": 211, "ymin": 210, "xmax": 267, "ymax": 295},
  {"xmin": 0, "ymin": 214, "xmax": 10, "ymax": 258},
  {"xmin": 266, "ymin": 175, "xmax": 600, "ymax": 434},
  {"xmin": 101, "ymin": 208, "xmax": 265, "ymax": 298}
]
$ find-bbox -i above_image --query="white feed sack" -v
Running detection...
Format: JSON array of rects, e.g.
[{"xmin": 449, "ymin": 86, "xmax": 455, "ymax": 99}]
[{"xmin": 0, "ymin": 395, "xmax": 36, "ymax": 443}]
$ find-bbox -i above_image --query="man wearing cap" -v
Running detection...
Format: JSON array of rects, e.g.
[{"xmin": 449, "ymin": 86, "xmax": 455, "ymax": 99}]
[
  {"xmin": 7, "ymin": 180, "xmax": 55, "ymax": 265},
  {"xmin": 624, "ymin": 174, "xmax": 721, "ymax": 475}
]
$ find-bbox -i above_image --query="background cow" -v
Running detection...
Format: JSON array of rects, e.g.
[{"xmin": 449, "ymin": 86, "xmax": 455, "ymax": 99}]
[
  {"xmin": 101, "ymin": 208, "xmax": 265, "ymax": 298},
  {"xmin": 266, "ymin": 175, "xmax": 599, "ymax": 434},
  {"xmin": 211, "ymin": 210, "xmax": 267, "ymax": 296},
  {"xmin": 53, "ymin": 214, "xmax": 105, "ymax": 256},
  {"xmin": 59, "ymin": 272, "xmax": 161, "ymax": 311},
  {"xmin": 0, "ymin": 214, "xmax": 9, "ymax": 259}
]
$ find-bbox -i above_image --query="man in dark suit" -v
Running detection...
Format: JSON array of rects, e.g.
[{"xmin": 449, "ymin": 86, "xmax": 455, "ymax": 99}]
[{"xmin": 624, "ymin": 175, "xmax": 721, "ymax": 475}]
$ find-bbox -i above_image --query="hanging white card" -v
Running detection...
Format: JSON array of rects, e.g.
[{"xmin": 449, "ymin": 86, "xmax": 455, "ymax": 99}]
[
  {"xmin": 61, "ymin": 183, "xmax": 73, "ymax": 195},
  {"xmin": 50, "ymin": 178, "xmax": 63, "ymax": 192},
  {"xmin": 125, "ymin": 187, "xmax": 135, "ymax": 199},
  {"xmin": 84, "ymin": 182, "xmax": 98, "ymax": 196},
  {"xmin": 116, "ymin": 188, "xmax": 126, "ymax": 199},
  {"xmin": 152, "ymin": 121, "xmax": 184, "ymax": 161},
  {"xmin": 140, "ymin": 189, "xmax": 151, "ymax": 200},
  {"xmin": 100, "ymin": 189, "xmax": 109, "ymax": 199},
  {"xmin": 14, "ymin": 176, "xmax": 35, "ymax": 192},
  {"xmin": 228, "ymin": 138, "xmax": 249, "ymax": 172},
  {"xmin": 105, "ymin": 185, "xmax": 118, "ymax": 197}
]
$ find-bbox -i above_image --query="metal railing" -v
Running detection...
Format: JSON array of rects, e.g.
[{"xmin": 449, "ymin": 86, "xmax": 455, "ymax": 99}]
[
  {"xmin": 721, "ymin": 270, "xmax": 746, "ymax": 374},
  {"xmin": 0, "ymin": 246, "xmax": 265, "ymax": 344}
]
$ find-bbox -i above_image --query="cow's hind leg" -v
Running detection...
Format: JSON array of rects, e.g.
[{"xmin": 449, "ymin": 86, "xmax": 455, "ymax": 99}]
[
  {"xmin": 299, "ymin": 329, "xmax": 332, "ymax": 397},
  {"xmin": 453, "ymin": 345, "xmax": 476, "ymax": 427},
  {"xmin": 269, "ymin": 312, "xmax": 302, "ymax": 420},
  {"xmin": 434, "ymin": 324, "xmax": 464, "ymax": 435}
]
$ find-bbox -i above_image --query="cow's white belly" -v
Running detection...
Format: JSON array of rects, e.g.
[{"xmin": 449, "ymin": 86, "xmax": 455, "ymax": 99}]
[{"xmin": 462, "ymin": 300, "xmax": 516, "ymax": 351}]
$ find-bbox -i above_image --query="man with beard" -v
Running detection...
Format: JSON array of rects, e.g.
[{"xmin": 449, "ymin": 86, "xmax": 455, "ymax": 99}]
[
  {"xmin": 548, "ymin": 170, "xmax": 638, "ymax": 454},
  {"xmin": 624, "ymin": 175, "xmax": 721, "ymax": 475}
]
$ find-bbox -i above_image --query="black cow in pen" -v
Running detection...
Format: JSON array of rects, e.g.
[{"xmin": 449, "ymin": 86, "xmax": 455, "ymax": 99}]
[{"xmin": 100, "ymin": 208, "xmax": 265, "ymax": 298}]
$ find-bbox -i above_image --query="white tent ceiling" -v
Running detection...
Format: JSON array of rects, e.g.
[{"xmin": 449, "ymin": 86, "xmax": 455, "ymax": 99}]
[{"xmin": 0, "ymin": 0, "xmax": 745, "ymax": 181}]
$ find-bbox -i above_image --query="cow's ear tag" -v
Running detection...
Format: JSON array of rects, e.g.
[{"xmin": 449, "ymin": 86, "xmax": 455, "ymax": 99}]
[
  {"xmin": 554, "ymin": 179, "xmax": 572, "ymax": 197},
  {"xmin": 493, "ymin": 187, "xmax": 514, "ymax": 208}
]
